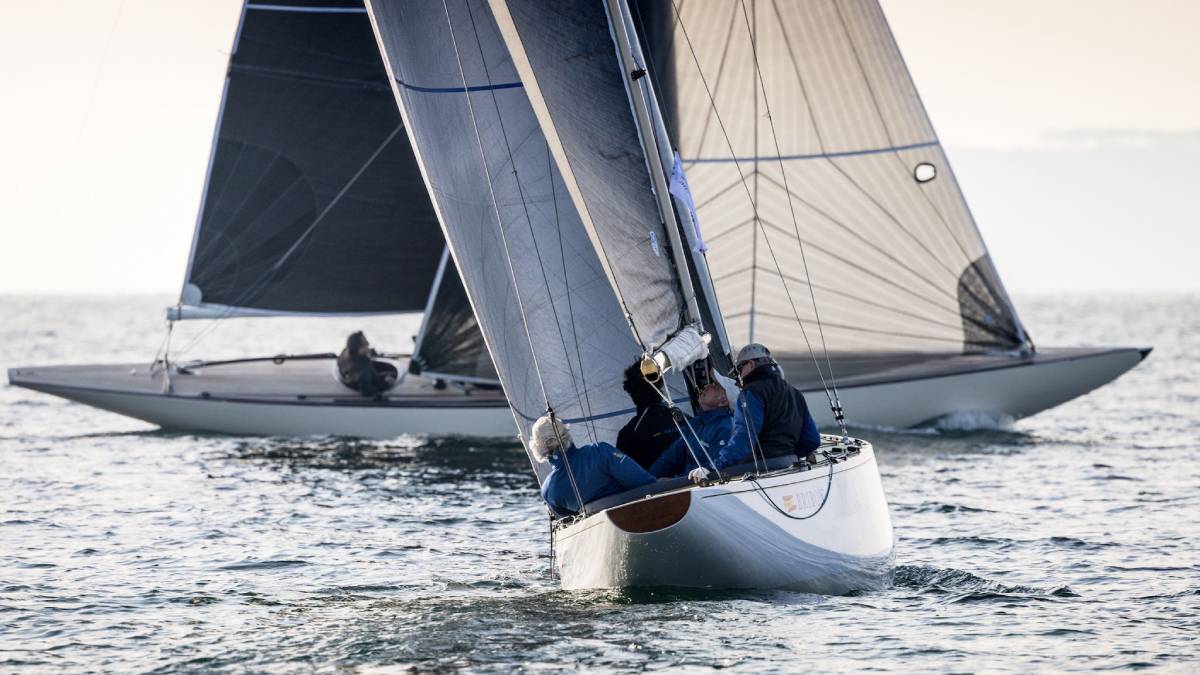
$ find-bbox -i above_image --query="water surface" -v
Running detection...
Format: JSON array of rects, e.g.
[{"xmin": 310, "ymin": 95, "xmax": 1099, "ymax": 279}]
[{"xmin": 1, "ymin": 294, "xmax": 1197, "ymax": 671}]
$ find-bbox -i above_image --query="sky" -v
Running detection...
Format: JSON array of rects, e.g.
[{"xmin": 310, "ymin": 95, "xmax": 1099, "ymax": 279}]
[{"xmin": 0, "ymin": 0, "xmax": 1197, "ymax": 294}]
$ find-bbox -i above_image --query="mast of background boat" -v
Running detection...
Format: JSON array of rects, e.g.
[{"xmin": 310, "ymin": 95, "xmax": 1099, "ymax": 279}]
[{"xmin": 609, "ymin": 0, "xmax": 733, "ymax": 368}]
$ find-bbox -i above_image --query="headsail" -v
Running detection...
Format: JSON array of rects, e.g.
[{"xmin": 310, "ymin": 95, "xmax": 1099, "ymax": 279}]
[
  {"xmin": 177, "ymin": 0, "xmax": 444, "ymax": 319},
  {"xmin": 488, "ymin": 0, "xmax": 695, "ymax": 351},
  {"xmin": 638, "ymin": 0, "xmax": 1029, "ymax": 356},
  {"xmin": 367, "ymin": 0, "xmax": 659, "ymax": 476},
  {"xmin": 409, "ymin": 249, "xmax": 498, "ymax": 384}
]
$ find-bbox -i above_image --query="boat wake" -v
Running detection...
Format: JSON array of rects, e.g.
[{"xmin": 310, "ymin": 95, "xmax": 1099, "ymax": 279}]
[{"xmin": 894, "ymin": 564, "xmax": 1079, "ymax": 604}]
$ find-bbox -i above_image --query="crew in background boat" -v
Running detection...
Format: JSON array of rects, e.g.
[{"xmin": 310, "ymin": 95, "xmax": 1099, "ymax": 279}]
[
  {"xmin": 533, "ymin": 414, "xmax": 655, "ymax": 516},
  {"xmin": 648, "ymin": 382, "xmax": 733, "ymax": 478},
  {"xmin": 615, "ymin": 360, "xmax": 682, "ymax": 469},
  {"xmin": 337, "ymin": 331, "xmax": 396, "ymax": 397},
  {"xmin": 688, "ymin": 343, "xmax": 822, "ymax": 483}
]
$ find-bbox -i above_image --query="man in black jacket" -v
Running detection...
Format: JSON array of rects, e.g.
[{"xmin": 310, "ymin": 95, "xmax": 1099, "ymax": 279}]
[
  {"xmin": 615, "ymin": 360, "xmax": 682, "ymax": 470},
  {"xmin": 688, "ymin": 343, "xmax": 822, "ymax": 483}
]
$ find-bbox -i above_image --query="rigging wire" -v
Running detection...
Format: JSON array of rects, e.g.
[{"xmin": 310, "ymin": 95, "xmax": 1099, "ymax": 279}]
[
  {"xmin": 666, "ymin": 0, "xmax": 841, "ymax": 428},
  {"xmin": 736, "ymin": 0, "xmax": 846, "ymax": 434},
  {"xmin": 460, "ymin": 0, "xmax": 600, "ymax": 444},
  {"xmin": 438, "ymin": 0, "xmax": 585, "ymax": 510}
]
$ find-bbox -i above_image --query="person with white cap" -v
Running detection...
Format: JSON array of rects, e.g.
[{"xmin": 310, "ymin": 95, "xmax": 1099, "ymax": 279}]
[
  {"xmin": 687, "ymin": 343, "xmax": 822, "ymax": 483},
  {"xmin": 531, "ymin": 413, "xmax": 655, "ymax": 516},
  {"xmin": 647, "ymin": 381, "xmax": 733, "ymax": 478}
]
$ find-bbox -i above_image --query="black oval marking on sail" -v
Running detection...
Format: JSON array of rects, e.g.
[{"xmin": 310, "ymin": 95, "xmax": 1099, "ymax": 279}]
[{"xmin": 913, "ymin": 162, "xmax": 937, "ymax": 183}]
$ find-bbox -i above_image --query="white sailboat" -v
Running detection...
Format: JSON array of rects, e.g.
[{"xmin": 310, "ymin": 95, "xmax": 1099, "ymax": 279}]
[{"xmin": 367, "ymin": 0, "xmax": 893, "ymax": 590}]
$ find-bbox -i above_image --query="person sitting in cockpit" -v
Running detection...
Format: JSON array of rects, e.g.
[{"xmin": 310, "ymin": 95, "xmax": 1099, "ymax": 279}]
[
  {"xmin": 337, "ymin": 331, "xmax": 395, "ymax": 397},
  {"xmin": 648, "ymin": 382, "xmax": 734, "ymax": 478},
  {"xmin": 615, "ymin": 360, "xmax": 682, "ymax": 469},
  {"xmin": 532, "ymin": 413, "xmax": 655, "ymax": 517}
]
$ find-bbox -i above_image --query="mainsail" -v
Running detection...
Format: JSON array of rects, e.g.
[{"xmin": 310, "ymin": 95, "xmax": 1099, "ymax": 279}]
[
  {"xmin": 178, "ymin": 0, "xmax": 444, "ymax": 319},
  {"xmin": 634, "ymin": 0, "xmax": 1030, "ymax": 356},
  {"xmin": 368, "ymin": 0, "xmax": 670, "ymax": 475},
  {"xmin": 174, "ymin": 0, "xmax": 495, "ymax": 384}
]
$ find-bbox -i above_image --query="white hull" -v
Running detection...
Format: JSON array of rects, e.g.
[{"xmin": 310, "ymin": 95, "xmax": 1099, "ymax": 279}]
[
  {"xmin": 554, "ymin": 442, "xmax": 894, "ymax": 593},
  {"xmin": 803, "ymin": 347, "xmax": 1147, "ymax": 429},
  {"xmin": 35, "ymin": 385, "xmax": 517, "ymax": 438},
  {"xmin": 8, "ymin": 346, "xmax": 1145, "ymax": 437}
]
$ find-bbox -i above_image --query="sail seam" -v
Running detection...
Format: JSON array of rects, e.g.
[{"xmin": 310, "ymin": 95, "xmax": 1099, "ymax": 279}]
[{"xmin": 683, "ymin": 139, "xmax": 939, "ymax": 164}]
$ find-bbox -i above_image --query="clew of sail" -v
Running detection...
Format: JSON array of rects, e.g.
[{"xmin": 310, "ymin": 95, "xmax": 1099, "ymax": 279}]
[{"xmin": 639, "ymin": 0, "xmax": 1030, "ymax": 357}]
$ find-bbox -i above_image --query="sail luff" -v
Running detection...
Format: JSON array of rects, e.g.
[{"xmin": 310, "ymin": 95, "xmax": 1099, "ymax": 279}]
[
  {"xmin": 179, "ymin": 1, "xmax": 248, "ymax": 302},
  {"xmin": 486, "ymin": 0, "xmax": 643, "ymax": 349},
  {"xmin": 601, "ymin": 0, "xmax": 703, "ymax": 333}
]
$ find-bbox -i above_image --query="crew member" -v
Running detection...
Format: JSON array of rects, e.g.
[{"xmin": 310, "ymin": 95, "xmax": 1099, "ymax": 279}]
[
  {"xmin": 648, "ymin": 382, "xmax": 733, "ymax": 478},
  {"xmin": 689, "ymin": 343, "xmax": 821, "ymax": 483},
  {"xmin": 533, "ymin": 413, "xmax": 655, "ymax": 516},
  {"xmin": 615, "ymin": 360, "xmax": 682, "ymax": 469},
  {"xmin": 337, "ymin": 331, "xmax": 395, "ymax": 397}
]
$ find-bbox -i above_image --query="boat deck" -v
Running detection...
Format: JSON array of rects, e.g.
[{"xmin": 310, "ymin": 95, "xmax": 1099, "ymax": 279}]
[{"xmin": 7, "ymin": 356, "xmax": 509, "ymax": 409}]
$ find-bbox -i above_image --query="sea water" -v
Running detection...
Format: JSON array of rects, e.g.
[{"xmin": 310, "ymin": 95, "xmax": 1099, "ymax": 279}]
[{"xmin": 1, "ymin": 293, "xmax": 1196, "ymax": 672}]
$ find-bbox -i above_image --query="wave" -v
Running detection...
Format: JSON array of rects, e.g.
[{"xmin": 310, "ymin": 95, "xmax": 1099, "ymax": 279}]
[{"xmin": 895, "ymin": 564, "xmax": 1078, "ymax": 604}]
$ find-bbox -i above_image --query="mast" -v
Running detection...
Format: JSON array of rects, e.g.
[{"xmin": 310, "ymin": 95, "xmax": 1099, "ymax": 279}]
[{"xmin": 603, "ymin": 0, "xmax": 702, "ymax": 331}]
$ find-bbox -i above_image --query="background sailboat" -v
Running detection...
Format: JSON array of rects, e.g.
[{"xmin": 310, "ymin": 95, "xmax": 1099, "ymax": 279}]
[
  {"xmin": 8, "ymin": 0, "xmax": 512, "ymax": 438},
  {"xmin": 10, "ymin": 0, "xmax": 1149, "ymax": 438},
  {"xmin": 625, "ymin": 0, "xmax": 1149, "ymax": 428}
]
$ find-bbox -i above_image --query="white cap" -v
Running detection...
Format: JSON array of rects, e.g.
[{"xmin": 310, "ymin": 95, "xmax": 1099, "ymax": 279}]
[{"xmin": 530, "ymin": 414, "xmax": 572, "ymax": 461}]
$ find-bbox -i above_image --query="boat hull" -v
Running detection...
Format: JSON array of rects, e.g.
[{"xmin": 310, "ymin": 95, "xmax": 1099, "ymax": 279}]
[
  {"xmin": 6, "ymin": 360, "xmax": 515, "ymax": 438},
  {"xmin": 800, "ymin": 346, "xmax": 1148, "ymax": 429},
  {"xmin": 7, "ymin": 346, "xmax": 1146, "ymax": 437},
  {"xmin": 553, "ymin": 444, "xmax": 894, "ymax": 593}
]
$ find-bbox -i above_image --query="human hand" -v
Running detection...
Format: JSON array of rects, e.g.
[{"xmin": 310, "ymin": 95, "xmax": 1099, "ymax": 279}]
[{"xmin": 688, "ymin": 467, "xmax": 712, "ymax": 484}]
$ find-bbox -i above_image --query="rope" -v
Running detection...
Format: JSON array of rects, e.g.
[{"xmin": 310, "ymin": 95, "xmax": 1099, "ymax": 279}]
[
  {"xmin": 440, "ymin": 0, "xmax": 586, "ymax": 512},
  {"xmin": 461, "ymin": 0, "xmax": 599, "ymax": 445},
  {"xmin": 748, "ymin": 454, "xmax": 834, "ymax": 521},
  {"xmin": 667, "ymin": 0, "xmax": 840, "ymax": 430},
  {"xmin": 737, "ymin": 0, "xmax": 846, "ymax": 435}
]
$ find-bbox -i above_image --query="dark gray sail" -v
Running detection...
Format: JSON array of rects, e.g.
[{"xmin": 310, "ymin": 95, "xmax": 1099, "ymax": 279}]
[
  {"xmin": 368, "ymin": 0, "xmax": 662, "ymax": 475},
  {"xmin": 178, "ymin": 0, "xmax": 444, "ymax": 319},
  {"xmin": 488, "ymin": 0, "xmax": 692, "ymax": 351},
  {"xmin": 410, "ymin": 250, "xmax": 498, "ymax": 384}
]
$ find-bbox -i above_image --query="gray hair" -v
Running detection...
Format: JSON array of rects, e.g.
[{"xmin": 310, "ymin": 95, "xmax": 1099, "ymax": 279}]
[{"xmin": 530, "ymin": 414, "xmax": 572, "ymax": 461}]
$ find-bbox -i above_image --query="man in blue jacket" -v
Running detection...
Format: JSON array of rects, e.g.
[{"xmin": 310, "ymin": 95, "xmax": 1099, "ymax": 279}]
[
  {"xmin": 648, "ymin": 382, "xmax": 733, "ymax": 478},
  {"xmin": 689, "ymin": 343, "xmax": 822, "ymax": 483},
  {"xmin": 532, "ymin": 413, "xmax": 656, "ymax": 516}
]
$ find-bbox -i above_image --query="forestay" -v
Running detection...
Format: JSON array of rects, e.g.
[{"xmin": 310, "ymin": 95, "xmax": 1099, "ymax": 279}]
[
  {"xmin": 367, "ymin": 0, "xmax": 657, "ymax": 477},
  {"xmin": 637, "ymin": 0, "xmax": 1030, "ymax": 355},
  {"xmin": 178, "ymin": 0, "xmax": 444, "ymax": 318},
  {"xmin": 410, "ymin": 250, "xmax": 498, "ymax": 384},
  {"xmin": 489, "ymin": 0, "xmax": 692, "ymax": 351}
]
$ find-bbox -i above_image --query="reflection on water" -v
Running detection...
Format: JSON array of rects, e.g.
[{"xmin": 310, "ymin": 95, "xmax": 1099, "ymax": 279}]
[{"xmin": 1, "ymin": 294, "xmax": 1198, "ymax": 671}]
